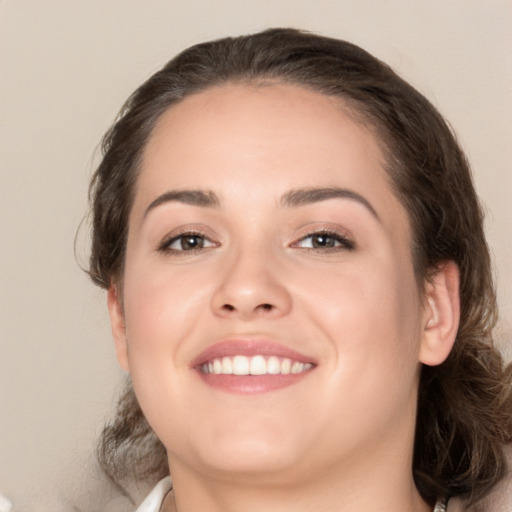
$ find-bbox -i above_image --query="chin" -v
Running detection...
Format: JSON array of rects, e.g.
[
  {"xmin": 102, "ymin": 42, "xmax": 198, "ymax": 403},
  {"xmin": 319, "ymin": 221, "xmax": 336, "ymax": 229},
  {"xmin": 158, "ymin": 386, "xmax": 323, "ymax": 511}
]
[{"xmin": 178, "ymin": 424, "xmax": 305, "ymax": 481}]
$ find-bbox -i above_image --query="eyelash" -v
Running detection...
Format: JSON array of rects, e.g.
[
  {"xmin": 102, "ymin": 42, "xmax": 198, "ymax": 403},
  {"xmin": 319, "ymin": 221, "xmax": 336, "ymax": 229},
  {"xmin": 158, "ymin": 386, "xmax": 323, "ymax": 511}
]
[
  {"xmin": 157, "ymin": 230, "xmax": 217, "ymax": 254},
  {"xmin": 292, "ymin": 229, "xmax": 355, "ymax": 252},
  {"xmin": 157, "ymin": 229, "xmax": 355, "ymax": 255}
]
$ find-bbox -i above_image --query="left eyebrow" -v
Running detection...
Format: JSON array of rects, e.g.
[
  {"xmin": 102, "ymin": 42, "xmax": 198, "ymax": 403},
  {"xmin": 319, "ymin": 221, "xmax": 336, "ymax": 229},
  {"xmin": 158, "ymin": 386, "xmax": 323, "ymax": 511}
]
[{"xmin": 281, "ymin": 187, "xmax": 380, "ymax": 221}]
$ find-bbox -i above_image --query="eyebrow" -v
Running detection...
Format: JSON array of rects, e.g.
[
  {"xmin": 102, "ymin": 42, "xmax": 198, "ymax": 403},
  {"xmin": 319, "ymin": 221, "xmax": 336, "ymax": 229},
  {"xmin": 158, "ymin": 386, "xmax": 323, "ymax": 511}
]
[
  {"xmin": 281, "ymin": 187, "xmax": 379, "ymax": 220},
  {"xmin": 144, "ymin": 189, "xmax": 220, "ymax": 218},
  {"xmin": 143, "ymin": 186, "xmax": 379, "ymax": 221}
]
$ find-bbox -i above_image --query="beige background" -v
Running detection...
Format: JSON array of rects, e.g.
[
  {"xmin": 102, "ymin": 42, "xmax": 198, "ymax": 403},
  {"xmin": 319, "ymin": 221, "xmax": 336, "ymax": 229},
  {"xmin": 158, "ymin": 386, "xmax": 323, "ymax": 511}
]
[{"xmin": 1, "ymin": 0, "xmax": 511, "ymax": 509}]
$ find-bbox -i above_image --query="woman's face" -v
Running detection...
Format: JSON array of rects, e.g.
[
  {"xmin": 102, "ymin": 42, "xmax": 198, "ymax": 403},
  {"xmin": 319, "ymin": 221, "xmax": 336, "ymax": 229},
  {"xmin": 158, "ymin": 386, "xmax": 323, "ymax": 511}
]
[{"xmin": 110, "ymin": 83, "xmax": 438, "ymax": 484}]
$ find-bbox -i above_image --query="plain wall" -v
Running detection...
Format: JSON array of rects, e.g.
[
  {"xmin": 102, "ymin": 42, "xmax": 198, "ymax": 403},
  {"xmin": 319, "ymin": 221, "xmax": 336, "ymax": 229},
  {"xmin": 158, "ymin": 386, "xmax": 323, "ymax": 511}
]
[{"xmin": 1, "ymin": 0, "xmax": 511, "ymax": 509}]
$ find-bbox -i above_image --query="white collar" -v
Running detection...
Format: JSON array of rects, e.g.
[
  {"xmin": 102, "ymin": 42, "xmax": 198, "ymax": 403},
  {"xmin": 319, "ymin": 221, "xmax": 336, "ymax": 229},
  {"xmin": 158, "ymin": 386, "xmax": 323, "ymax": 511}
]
[
  {"xmin": 136, "ymin": 477, "xmax": 451, "ymax": 512},
  {"xmin": 135, "ymin": 477, "xmax": 172, "ymax": 512}
]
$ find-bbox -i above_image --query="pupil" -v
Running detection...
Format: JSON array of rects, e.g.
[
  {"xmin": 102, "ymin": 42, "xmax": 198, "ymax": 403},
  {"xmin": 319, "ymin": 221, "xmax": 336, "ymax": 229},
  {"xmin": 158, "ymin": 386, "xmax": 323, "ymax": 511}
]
[
  {"xmin": 313, "ymin": 234, "xmax": 334, "ymax": 248},
  {"xmin": 183, "ymin": 236, "xmax": 203, "ymax": 250}
]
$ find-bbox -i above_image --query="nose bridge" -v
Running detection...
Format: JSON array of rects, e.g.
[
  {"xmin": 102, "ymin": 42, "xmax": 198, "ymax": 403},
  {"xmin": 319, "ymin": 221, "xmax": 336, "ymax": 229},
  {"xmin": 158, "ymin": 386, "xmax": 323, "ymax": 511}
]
[{"xmin": 211, "ymin": 242, "xmax": 292, "ymax": 319}]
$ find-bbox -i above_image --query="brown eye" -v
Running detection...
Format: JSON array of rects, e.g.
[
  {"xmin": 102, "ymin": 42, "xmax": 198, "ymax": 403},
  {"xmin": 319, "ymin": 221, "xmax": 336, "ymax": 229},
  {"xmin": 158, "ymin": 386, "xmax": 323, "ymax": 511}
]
[
  {"xmin": 311, "ymin": 234, "xmax": 336, "ymax": 248},
  {"xmin": 160, "ymin": 232, "xmax": 215, "ymax": 253},
  {"xmin": 295, "ymin": 231, "xmax": 354, "ymax": 251},
  {"xmin": 179, "ymin": 235, "xmax": 205, "ymax": 250}
]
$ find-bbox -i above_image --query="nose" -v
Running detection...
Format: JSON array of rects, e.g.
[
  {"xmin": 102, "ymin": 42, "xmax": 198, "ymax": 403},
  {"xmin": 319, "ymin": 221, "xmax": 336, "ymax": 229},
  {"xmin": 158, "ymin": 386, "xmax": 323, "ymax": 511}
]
[{"xmin": 210, "ymin": 248, "xmax": 292, "ymax": 320}]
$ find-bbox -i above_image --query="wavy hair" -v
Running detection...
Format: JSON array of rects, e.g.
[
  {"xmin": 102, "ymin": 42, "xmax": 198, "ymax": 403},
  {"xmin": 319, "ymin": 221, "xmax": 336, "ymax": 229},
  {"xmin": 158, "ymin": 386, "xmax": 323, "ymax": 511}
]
[{"xmin": 88, "ymin": 28, "xmax": 512, "ymax": 505}]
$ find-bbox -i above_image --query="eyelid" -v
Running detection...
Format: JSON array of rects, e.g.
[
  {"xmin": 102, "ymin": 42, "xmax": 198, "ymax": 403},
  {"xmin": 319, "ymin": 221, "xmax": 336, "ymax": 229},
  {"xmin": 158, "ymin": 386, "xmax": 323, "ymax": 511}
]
[
  {"xmin": 291, "ymin": 225, "xmax": 356, "ymax": 251},
  {"xmin": 157, "ymin": 226, "xmax": 219, "ymax": 253}
]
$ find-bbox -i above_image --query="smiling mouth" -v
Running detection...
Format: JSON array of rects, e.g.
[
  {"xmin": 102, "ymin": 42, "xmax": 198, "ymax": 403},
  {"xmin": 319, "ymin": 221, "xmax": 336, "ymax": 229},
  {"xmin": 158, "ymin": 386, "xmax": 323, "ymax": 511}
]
[
  {"xmin": 200, "ymin": 355, "xmax": 314, "ymax": 376},
  {"xmin": 192, "ymin": 340, "xmax": 316, "ymax": 394}
]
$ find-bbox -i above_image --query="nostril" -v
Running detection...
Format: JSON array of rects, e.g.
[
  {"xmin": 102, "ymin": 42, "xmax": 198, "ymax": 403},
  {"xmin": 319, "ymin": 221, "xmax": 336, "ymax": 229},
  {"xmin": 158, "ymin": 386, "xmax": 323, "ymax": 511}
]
[{"xmin": 220, "ymin": 303, "xmax": 274, "ymax": 313}]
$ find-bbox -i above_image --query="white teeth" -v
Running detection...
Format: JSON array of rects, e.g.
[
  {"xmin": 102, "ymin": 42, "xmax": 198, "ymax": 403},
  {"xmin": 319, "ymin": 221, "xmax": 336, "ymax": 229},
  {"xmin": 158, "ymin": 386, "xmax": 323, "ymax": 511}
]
[
  {"xmin": 232, "ymin": 355, "xmax": 250, "ymax": 375},
  {"xmin": 291, "ymin": 361, "xmax": 304, "ymax": 374},
  {"xmin": 200, "ymin": 355, "xmax": 313, "ymax": 376},
  {"xmin": 250, "ymin": 355, "xmax": 267, "ymax": 375},
  {"xmin": 281, "ymin": 358, "xmax": 291, "ymax": 374},
  {"xmin": 267, "ymin": 356, "xmax": 281, "ymax": 375},
  {"xmin": 213, "ymin": 359, "xmax": 222, "ymax": 375},
  {"xmin": 221, "ymin": 356, "xmax": 233, "ymax": 374}
]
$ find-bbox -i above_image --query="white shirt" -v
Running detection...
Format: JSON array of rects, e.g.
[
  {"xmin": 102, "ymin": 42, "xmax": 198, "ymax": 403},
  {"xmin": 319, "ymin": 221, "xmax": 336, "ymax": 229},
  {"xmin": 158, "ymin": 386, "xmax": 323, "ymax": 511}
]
[
  {"xmin": 135, "ymin": 477, "xmax": 172, "ymax": 512},
  {"xmin": 134, "ymin": 477, "xmax": 458, "ymax": 511}
]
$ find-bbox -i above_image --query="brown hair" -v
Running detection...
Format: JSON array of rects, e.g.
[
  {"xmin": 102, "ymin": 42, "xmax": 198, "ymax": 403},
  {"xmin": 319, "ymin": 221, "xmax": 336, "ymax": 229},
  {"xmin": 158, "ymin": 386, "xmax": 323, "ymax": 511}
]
[{"xmin": 89, "ymin": 28, "xmax": 512, "ymax": 505}]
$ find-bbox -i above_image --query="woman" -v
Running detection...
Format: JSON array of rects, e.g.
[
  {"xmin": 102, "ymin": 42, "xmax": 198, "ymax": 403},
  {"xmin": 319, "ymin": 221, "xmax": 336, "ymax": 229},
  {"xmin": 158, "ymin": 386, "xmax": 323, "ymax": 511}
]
[{"xmin": 88, "ymin": 28, "xmax": 512, "ymax": 511}]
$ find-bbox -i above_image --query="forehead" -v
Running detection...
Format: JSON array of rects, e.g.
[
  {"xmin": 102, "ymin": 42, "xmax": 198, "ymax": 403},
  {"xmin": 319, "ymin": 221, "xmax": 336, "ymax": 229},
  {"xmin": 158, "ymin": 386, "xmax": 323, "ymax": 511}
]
[
  {"xmin": 140, "ymin": 83, "xmax": 385, "ymax": 189},
  {"xmin": 134, "ymin": 83, "xmax": 410, "ymax": 238}
]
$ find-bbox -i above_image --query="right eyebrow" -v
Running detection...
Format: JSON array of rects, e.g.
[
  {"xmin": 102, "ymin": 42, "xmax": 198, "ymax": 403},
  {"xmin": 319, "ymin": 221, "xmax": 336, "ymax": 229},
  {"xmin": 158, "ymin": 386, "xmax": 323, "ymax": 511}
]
[{"xmin": 143, "ymin": 189, "xmax": 220, "ymax": 219}]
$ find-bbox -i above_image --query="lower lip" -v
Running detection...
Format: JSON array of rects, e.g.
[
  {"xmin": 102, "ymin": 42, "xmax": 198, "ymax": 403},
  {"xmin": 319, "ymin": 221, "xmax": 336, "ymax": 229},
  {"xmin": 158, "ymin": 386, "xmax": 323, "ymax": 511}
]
[{"xmin": 196, "ymin": 371, "xmax": 313, "ymax": 394}]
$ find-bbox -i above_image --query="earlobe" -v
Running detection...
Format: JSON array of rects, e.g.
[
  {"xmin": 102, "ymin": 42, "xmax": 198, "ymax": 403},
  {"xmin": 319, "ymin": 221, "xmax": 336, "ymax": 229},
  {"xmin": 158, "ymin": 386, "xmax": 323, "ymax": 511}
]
[
  {"xmin": 107, "ymin": 284, "xmax": 130, "ymax": 373},
  {"xmin": 419, "ymin": 261, "xmax": 460, "ymax": 366}
]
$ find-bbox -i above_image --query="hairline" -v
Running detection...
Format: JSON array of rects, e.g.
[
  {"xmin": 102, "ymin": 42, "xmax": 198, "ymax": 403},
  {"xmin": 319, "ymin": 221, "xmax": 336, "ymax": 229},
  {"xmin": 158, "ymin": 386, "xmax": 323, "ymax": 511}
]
[{"xmin": 112, "ymin": 78, "xmax": 426, "ymax": 290}]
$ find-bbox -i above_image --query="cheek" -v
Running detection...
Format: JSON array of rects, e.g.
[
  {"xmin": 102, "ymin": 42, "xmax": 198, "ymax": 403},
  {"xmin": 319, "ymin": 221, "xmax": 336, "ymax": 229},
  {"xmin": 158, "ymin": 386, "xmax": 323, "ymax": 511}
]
[
  {"xmin": 119, "ymin": 263, "xmax": 210, "ymax": 430},
  {"xmin": 281, "ymin": 258, "xmax": 423, "ymax": 452},
  {"xmin": 295, "ymin": 253, "xmax": 423, "ymax": 370},
  {"xmin": 121, "ymin": 260, "xmax": 210, "ymax": 363}
]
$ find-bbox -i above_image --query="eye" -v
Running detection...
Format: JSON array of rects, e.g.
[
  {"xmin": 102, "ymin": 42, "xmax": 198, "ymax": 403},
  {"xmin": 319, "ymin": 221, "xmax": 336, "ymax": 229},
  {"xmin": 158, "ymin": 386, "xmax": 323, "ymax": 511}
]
[
  {"xmin": 159, "ymin": 232, "xmax": 216, "ymax": 253},
  {"xmin": 293, "ymin": 231, "xmax": 354, "ymax": 251}
]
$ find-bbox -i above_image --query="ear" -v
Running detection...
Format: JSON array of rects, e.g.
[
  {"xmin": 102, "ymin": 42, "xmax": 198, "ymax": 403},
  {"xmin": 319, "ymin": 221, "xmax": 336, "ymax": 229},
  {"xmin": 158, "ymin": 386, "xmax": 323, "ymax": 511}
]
[
  {"xmin": 419, "ymin": 261, "xmax": 460, "ymax": 366},
  {"xmin": 107, "ymin": 284, "xmax": 130, "ymax": 373}
]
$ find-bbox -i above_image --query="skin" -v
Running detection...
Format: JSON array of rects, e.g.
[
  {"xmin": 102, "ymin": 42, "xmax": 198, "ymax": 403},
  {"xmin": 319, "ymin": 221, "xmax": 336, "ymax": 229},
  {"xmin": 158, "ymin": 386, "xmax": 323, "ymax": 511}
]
[{"xmin": 108, "ymin": 83, "xmax": 460, "ymax": 511}]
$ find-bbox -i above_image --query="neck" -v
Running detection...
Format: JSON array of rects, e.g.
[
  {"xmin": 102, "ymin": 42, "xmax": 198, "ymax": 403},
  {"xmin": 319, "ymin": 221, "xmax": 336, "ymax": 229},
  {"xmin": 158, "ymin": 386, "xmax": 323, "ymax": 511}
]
[{"xmin": 163, "ymin": 449, "xmax": 431, "ymax": 512}]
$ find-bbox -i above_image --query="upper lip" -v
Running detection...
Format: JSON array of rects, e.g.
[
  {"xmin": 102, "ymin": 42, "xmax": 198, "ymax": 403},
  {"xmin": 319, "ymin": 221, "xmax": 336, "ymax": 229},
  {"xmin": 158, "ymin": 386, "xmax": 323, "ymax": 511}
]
[{"xmin": 190, "ymin": 338, "xmax": 317, "ymax": 368}]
